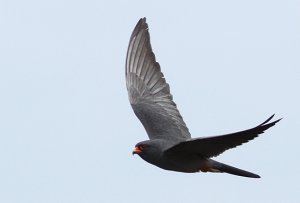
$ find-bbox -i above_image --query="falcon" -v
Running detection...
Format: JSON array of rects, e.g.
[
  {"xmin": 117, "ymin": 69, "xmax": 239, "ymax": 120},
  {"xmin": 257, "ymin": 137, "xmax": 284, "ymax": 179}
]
[{"xmin": 125, "ymin": 18, "xmax": 281, "ymax": 178}]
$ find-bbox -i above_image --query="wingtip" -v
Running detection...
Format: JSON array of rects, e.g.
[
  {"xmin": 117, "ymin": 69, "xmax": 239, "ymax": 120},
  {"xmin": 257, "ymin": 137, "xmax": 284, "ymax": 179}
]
[
  {"xmin": 128, "ymin": 17, "xmax": 149, "ymax": 46},
  {"xmin": 270, "ymin": 114, "xmax": 283, "ymax": 125},
  {"xmin": 259, "ymin": 113, "xmax": 282, "ymax": 126},
  {"xmin": 137, "ymin": 17, "xmax": 147, "ymax": 26},
  {"xmin": 252, "ymin": 174, "xmax": 261, "ymax": 178},
  {"xmin": 264, "ymin": 114, "xmax": 275, "ymax": 124},
  {"xmin": 274, "ymin": 117, "xmax": 283, "ymax": 123}
]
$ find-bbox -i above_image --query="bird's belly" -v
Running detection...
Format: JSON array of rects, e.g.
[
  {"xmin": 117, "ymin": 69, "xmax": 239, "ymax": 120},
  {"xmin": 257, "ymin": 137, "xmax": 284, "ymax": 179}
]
[{"xmin": 160, "ymin": 154, "xmax": 207, "ymax": 173}]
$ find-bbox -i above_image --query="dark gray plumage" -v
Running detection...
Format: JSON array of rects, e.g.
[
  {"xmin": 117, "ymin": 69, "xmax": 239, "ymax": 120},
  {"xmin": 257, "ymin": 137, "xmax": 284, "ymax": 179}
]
[{"xmin": 126, "ymin": 18, "xmax": 281, "ymax": 178}]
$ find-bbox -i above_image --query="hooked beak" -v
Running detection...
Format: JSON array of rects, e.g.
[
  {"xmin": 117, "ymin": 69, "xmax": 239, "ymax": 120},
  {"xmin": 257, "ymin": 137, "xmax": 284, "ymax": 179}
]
[{"xmin": 132, "ymin": 146, "xmax": 142, "ymax": 155}]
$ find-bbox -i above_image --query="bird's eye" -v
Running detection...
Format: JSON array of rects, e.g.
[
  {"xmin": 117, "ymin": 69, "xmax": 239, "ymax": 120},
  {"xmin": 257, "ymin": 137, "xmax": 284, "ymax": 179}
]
[{"xmin": 138, "ymin": 145, "xmax": 144, "ymax": 150}]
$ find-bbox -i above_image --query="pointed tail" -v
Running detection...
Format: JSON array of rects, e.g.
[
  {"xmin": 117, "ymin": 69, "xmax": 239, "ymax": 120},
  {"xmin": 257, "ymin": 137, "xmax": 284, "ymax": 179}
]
[{"xmin": 207, "ymin": 159, "xmax": 260, "ymax": 178}]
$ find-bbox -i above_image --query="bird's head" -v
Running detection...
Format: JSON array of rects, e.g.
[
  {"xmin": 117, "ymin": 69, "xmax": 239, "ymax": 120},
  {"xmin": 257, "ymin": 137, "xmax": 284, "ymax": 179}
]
[{"xmin": 132, "ymin": 140, "xmax": 165, "ymax": 160}]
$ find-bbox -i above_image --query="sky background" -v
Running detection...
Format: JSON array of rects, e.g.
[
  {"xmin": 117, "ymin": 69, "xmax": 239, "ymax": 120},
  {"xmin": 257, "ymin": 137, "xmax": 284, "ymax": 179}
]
[{"xmin": 0, "ymin": 0, "xmax": 299, "ymax": 202}]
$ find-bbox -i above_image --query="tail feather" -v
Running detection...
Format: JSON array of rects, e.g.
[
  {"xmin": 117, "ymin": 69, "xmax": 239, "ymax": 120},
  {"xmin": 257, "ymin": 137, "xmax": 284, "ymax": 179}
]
[{"xmin": 208, "ymin": 159, "xmax": 260, "ymax": 178}]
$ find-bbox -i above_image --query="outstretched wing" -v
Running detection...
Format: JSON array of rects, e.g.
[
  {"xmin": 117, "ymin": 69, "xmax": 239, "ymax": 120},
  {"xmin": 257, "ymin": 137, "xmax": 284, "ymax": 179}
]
[
  {"xmin": 166, "ymin": 114, "xmax": 281, "ymax": 157},
  {"xmin": 126, "ymin": 18, "xmax": 191, "ymax": 142}
]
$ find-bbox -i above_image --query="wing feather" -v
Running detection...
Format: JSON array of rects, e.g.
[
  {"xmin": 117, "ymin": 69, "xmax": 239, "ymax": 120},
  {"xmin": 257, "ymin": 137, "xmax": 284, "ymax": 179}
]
[
  {"xmin": 126, "ymin": 18, "xmax": 191, "ymax": 142},
  {"xmin": 166, "ymin": 115, "xmax": 281, "ymax": 157}
]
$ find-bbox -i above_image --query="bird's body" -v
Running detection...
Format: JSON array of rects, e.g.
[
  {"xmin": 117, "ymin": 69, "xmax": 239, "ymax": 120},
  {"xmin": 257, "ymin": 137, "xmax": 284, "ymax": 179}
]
[
  {"xmin": 134, "ymin": 139, "xmax": 206, "ymax": 173},
  {"xmin": 126, "ymin": 18, "xmax": 281, "ymax": 178},
  {"xmin": 134, "ymin": 139, "xmax": 213, "ymax": 173}
]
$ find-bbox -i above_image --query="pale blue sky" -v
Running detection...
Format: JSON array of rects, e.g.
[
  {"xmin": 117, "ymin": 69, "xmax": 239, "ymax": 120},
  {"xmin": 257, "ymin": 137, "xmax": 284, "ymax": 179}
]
[{"xmin": 0, "ymin": 0, "xmax": 299, "ymax": 202}]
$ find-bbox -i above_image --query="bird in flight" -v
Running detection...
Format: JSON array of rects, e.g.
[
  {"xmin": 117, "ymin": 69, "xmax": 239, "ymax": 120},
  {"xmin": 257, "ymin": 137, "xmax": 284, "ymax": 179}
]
[{"xmin": 125, "ymin": 18, "xmax": 281, "ymax": 178}]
